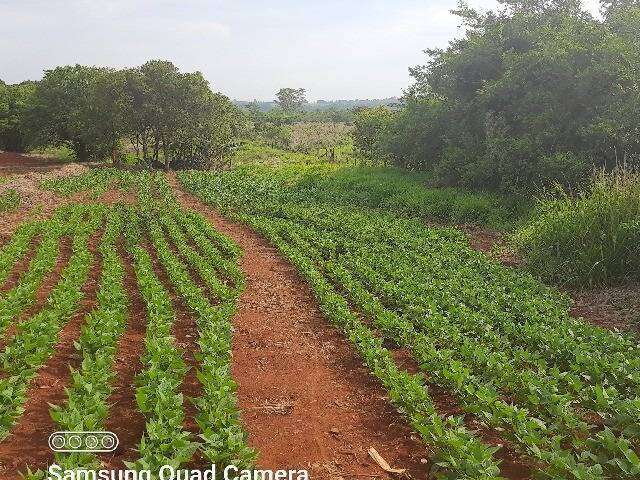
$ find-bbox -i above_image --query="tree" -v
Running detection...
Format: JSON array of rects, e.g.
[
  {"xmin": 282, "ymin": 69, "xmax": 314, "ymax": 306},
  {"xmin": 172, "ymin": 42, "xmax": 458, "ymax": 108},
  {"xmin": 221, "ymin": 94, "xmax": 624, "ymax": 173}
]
[
  {"xmin": 275, "ymin": 88, "xmax": 306, "ymax": 114},
  {"xmin": 373, "ymin": 0, "xmax": 640, "ymax": 191},
  {"xmin": 352, "ymin": 106, "xmax": 395, "ymax": 161},
  {"xmin": 30, "ymin": 65, "xmax": 116, "ymax": 161},
  {"xmin": 0, "ymin": 81, "xmax": 36, "ymax": 152},
  {"xmin": 290, "ymin": 122, "xmax": 352, "ymax": 161}
]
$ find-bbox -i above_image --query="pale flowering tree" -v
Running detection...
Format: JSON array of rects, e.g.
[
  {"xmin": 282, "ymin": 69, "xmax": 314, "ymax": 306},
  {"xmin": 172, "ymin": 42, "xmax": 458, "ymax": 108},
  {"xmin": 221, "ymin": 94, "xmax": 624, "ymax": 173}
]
[{"xmin": 290, "ymin": 122, "xmax": 353, "ymax": 161}]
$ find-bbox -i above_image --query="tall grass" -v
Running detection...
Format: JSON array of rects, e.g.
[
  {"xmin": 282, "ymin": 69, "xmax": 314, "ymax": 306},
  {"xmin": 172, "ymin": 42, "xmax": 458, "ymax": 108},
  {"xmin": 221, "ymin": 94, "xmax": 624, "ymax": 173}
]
[{"xmin": 513, "ymin": 168, "xmax": 640, "ymax": 286}]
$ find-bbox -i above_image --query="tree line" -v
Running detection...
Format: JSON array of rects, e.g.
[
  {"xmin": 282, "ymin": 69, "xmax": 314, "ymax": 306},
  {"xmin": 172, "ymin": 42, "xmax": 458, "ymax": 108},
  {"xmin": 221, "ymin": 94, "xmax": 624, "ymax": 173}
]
[
  {"xmin": 353, "ymin": 0, "xmax": 640, "ymax": 193},
  {"xmin": 0, "ymin": 60, "xmax": 243, "ymax": 169}
]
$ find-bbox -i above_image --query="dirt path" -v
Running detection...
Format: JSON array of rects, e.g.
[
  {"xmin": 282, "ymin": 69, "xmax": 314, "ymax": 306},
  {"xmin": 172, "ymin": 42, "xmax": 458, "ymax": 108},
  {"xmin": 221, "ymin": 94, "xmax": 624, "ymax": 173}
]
[{"xmin": 169, "ymin": 175, "xmax": 430, "ymax": 479}]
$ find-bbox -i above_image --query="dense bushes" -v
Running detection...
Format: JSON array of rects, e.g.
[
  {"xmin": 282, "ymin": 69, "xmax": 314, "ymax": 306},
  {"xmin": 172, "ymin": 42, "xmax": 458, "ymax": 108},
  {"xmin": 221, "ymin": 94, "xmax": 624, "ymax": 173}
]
[
  {"xmin": 512, "ymin": 169, "xmax": 640, "ymax": 286},
  {"xmin": 0, "ymin": 81, "xmax": 35, "ymax": 152},
  {"xmin": 353, "ymin": 0, "xmax": 640, "ymax": 193},
  {"xmin": 0, "ymin": 61, "xmax": 243, "ymax": 167}
]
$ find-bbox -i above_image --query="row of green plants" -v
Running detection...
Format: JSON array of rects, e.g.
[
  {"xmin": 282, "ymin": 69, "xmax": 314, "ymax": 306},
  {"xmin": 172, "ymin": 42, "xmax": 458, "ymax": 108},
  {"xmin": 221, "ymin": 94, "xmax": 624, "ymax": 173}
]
[
  {"xmin": 26, "ymin": 208, "xmax": 129, "ymax": 476},
  {"xmin": 0, "ymin": 220, "xmax": 40, "ymax": 285},
  {"xmin": 0, "ymin": 209, "xmax": 78, "ymax": 344},
  {"xmin": 0, "ymin": 205, "xmax": 103, "ymax": 439},
  {"xmin": 147, "ymin": 212, "xmax": 255, "ymax": 467},
  {"xmin": 244, "ymin": 215, "xmax": 505, "ymax": 478},
  {"xmin": 135, "ymin": 169, "xmax": 254, "ymax": 468},
  {"xmin": 124, "ymin": 208, "xmax": 197, "ymax": 471},
  {"xmin": 274, "ymin": 206, "xmax": 640, "ymax": 408},
  {"xmin": 0, "ymin": 189, "xmax": 20, "ymax": 212},
  {"xmin": 41, "ymin": 167, "xmax": 137, "ymax": 198},
  {"xmin": 0, "ymin": 168, "xmax": 255, "ymax": 475},
  {"xmin": 266, "ymin": 215, "xmax": 639, "ymax": 478},
  {"xmin": 178, "ymin": 170, "xmax": 640, "ymax": 479}
]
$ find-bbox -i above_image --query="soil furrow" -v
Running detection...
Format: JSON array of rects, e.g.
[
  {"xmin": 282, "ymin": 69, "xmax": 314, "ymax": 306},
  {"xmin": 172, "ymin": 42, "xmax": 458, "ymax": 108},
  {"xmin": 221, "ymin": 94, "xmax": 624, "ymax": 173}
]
[
  {"xmin": 0, "ymin": 229, "xmax": 103, "ymax": 478},
  {"xmin": 169, "ymin": 174, "xmax": 431, "ymax": 479}
]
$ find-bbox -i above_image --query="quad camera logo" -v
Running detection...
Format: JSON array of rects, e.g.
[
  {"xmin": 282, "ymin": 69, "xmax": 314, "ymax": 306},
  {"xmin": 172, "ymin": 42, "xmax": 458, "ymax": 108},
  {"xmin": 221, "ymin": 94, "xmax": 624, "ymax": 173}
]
[{"xmin": 48, "ymin": 431, "xmax": 119, "ymax": 453}]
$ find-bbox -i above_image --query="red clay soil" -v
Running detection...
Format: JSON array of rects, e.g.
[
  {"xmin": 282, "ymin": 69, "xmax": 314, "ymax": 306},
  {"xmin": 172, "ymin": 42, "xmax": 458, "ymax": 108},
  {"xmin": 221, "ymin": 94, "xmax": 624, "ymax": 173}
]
[
  {"xmin": 0, "ymin": 229, "xmax": 103, "ymax": 478},
  {"xmin": 0, "ymin": 236, "xmax": 73, "ymax": 354},
  {"xmin": 170, "ymin": 176, "xmax": 433, "ymax": 479},
  {"xmin": 0, "ymin": 151, "xmax": 68, "ymax": 174},
  {"xmin": 101, "ymin": 242, "xmax": 148, "ymax": 469}
]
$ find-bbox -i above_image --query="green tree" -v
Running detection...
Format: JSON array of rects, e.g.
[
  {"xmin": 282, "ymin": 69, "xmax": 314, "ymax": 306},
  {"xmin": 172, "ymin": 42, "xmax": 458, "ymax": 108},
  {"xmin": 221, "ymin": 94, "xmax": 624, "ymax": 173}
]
[
  {"xmin": 30, "ymin": 65, "xmax": 115, "ymax": 161},
  {"xmin": 379, "ymin": 0, "xmax": 640, "ymax": 192},
  {"xmin": 0, "ymin": 80, "xmax": 36, "ymax": 152},
  {"xmin": 275, "ymin": 88, "xmax": 306, "ymax": 114}
]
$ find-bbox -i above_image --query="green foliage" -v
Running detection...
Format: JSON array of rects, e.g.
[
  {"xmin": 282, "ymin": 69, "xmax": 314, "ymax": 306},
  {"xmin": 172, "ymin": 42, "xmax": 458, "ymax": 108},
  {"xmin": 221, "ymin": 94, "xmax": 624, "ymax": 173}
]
[
  {"xmin": 275, "ymin": 87, "xmax": 307, "ymax": 114},
  {"xmin": 0, "ymin": 81, "xmax": 36, "ymax": 152},
  {"xmin": 4, "ymin": 60, "xmax": 243, "ymax": 167},
  {"xmin": 180, "ymin": 168, "xmax": 640, "ymax": 479},
  {"xmin": 187, "ymin": 160, "xmax": 529, "ymax": 228},
  {"xmin": 0, "ymin": 189, "xmax": 19, "ymax": 211},
  {"xmin": 361, "ymin": 0, "xmax": 640, "ymax": 193},
  {"xmin": 125, "ymin": 60, "xmax": 244, "ymax": 169},
  {"xmin": 352, "ymin": 106, "xmax": 395, "ymax": 161},
  {"xmin": 29, "ymin": 65, "xmax": 119, "ymax": 161},
  {"xmin": 513, "ymin": 168, "xmax": 640, "ymax": 285}
]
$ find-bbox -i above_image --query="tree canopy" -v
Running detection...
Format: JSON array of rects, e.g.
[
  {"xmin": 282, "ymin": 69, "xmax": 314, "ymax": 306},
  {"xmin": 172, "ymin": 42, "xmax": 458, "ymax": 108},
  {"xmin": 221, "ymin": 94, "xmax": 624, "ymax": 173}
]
[
  {"xmin": 353, "ymin": 0, "xmax": 640, "ymax": 192},
  {"xmin": 0, "ymin": 60, "xmax": 242, "ymax": 169}
]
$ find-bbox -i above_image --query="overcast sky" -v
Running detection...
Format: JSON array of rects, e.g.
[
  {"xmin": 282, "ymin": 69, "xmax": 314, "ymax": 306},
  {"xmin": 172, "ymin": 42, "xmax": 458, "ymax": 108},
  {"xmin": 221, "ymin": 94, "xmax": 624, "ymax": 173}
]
[{"xmin": 0, "ymin": 0, "xmax": 601, "ymax": 101}]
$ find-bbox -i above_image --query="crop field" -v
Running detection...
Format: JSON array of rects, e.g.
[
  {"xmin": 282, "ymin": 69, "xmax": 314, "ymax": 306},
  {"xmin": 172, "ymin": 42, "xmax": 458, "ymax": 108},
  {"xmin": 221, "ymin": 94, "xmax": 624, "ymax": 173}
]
[
  {"xmin": 0, "ymin": 161, "xmax": 637, "ymax": 480},
  {"xmin": 177, "ymin": 167, "xmax": 640, "ymax": 480},
  {"xmin": 0, "ymin": 169, "xmax": 254, "ymax": 478}
]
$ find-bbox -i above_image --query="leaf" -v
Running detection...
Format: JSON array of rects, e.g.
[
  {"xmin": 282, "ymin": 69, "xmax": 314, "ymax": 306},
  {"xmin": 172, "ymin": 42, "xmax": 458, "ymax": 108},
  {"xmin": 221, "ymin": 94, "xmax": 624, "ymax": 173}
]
[{"xmin": 368, "ymin": 447, "xmax": 406, "ymax": 474}]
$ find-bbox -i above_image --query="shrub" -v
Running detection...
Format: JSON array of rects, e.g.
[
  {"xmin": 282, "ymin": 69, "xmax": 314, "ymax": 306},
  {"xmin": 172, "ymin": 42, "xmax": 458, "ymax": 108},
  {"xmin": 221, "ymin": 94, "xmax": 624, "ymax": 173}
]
[{"xmin": 512, "ymin": 168, "xmax": 640, "ymax": 286}]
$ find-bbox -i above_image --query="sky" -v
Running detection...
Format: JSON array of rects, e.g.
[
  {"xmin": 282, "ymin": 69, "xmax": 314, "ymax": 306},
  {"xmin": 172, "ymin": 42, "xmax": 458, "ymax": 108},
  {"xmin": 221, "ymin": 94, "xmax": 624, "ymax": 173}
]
[{"xmin": 0, "ymin": 0, "xmax": 601, "ymax": 101}]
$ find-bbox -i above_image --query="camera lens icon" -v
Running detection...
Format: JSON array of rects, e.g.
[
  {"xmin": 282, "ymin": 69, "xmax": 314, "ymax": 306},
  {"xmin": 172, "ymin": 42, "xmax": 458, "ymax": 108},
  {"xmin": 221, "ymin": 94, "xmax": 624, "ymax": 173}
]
[{"xmin": 48, "ymin": 431, "xmax": 119, "ymax": 453}]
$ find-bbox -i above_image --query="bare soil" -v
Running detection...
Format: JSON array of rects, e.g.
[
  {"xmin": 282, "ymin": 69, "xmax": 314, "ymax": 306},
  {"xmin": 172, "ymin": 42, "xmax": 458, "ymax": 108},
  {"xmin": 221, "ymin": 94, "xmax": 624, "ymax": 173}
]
[{"xmin": 170, "ymin": 175, "xmax": 434, "ymax": 479}]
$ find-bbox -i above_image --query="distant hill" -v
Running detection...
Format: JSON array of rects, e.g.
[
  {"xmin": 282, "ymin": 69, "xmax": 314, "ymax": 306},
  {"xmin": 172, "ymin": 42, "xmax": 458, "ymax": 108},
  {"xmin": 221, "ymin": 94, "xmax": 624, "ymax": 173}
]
[{"xmin": 233, "ymin": 98, "xmax": 400, "ymax": 112}]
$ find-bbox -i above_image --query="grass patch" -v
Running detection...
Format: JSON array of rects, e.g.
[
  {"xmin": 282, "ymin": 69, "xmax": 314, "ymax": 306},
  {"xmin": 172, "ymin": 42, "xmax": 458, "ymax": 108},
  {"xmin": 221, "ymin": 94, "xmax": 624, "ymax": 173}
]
[
  {"xmin": 512, "ymin": 169, "xmax": 640, "ymax": 286},
  {"xmin": 29, "ymin": 145, "xmax": 76, "ymax": 162},
  {"xmin": 208, "ymin": 161, "xmax": 528, "ymax": 229}
]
